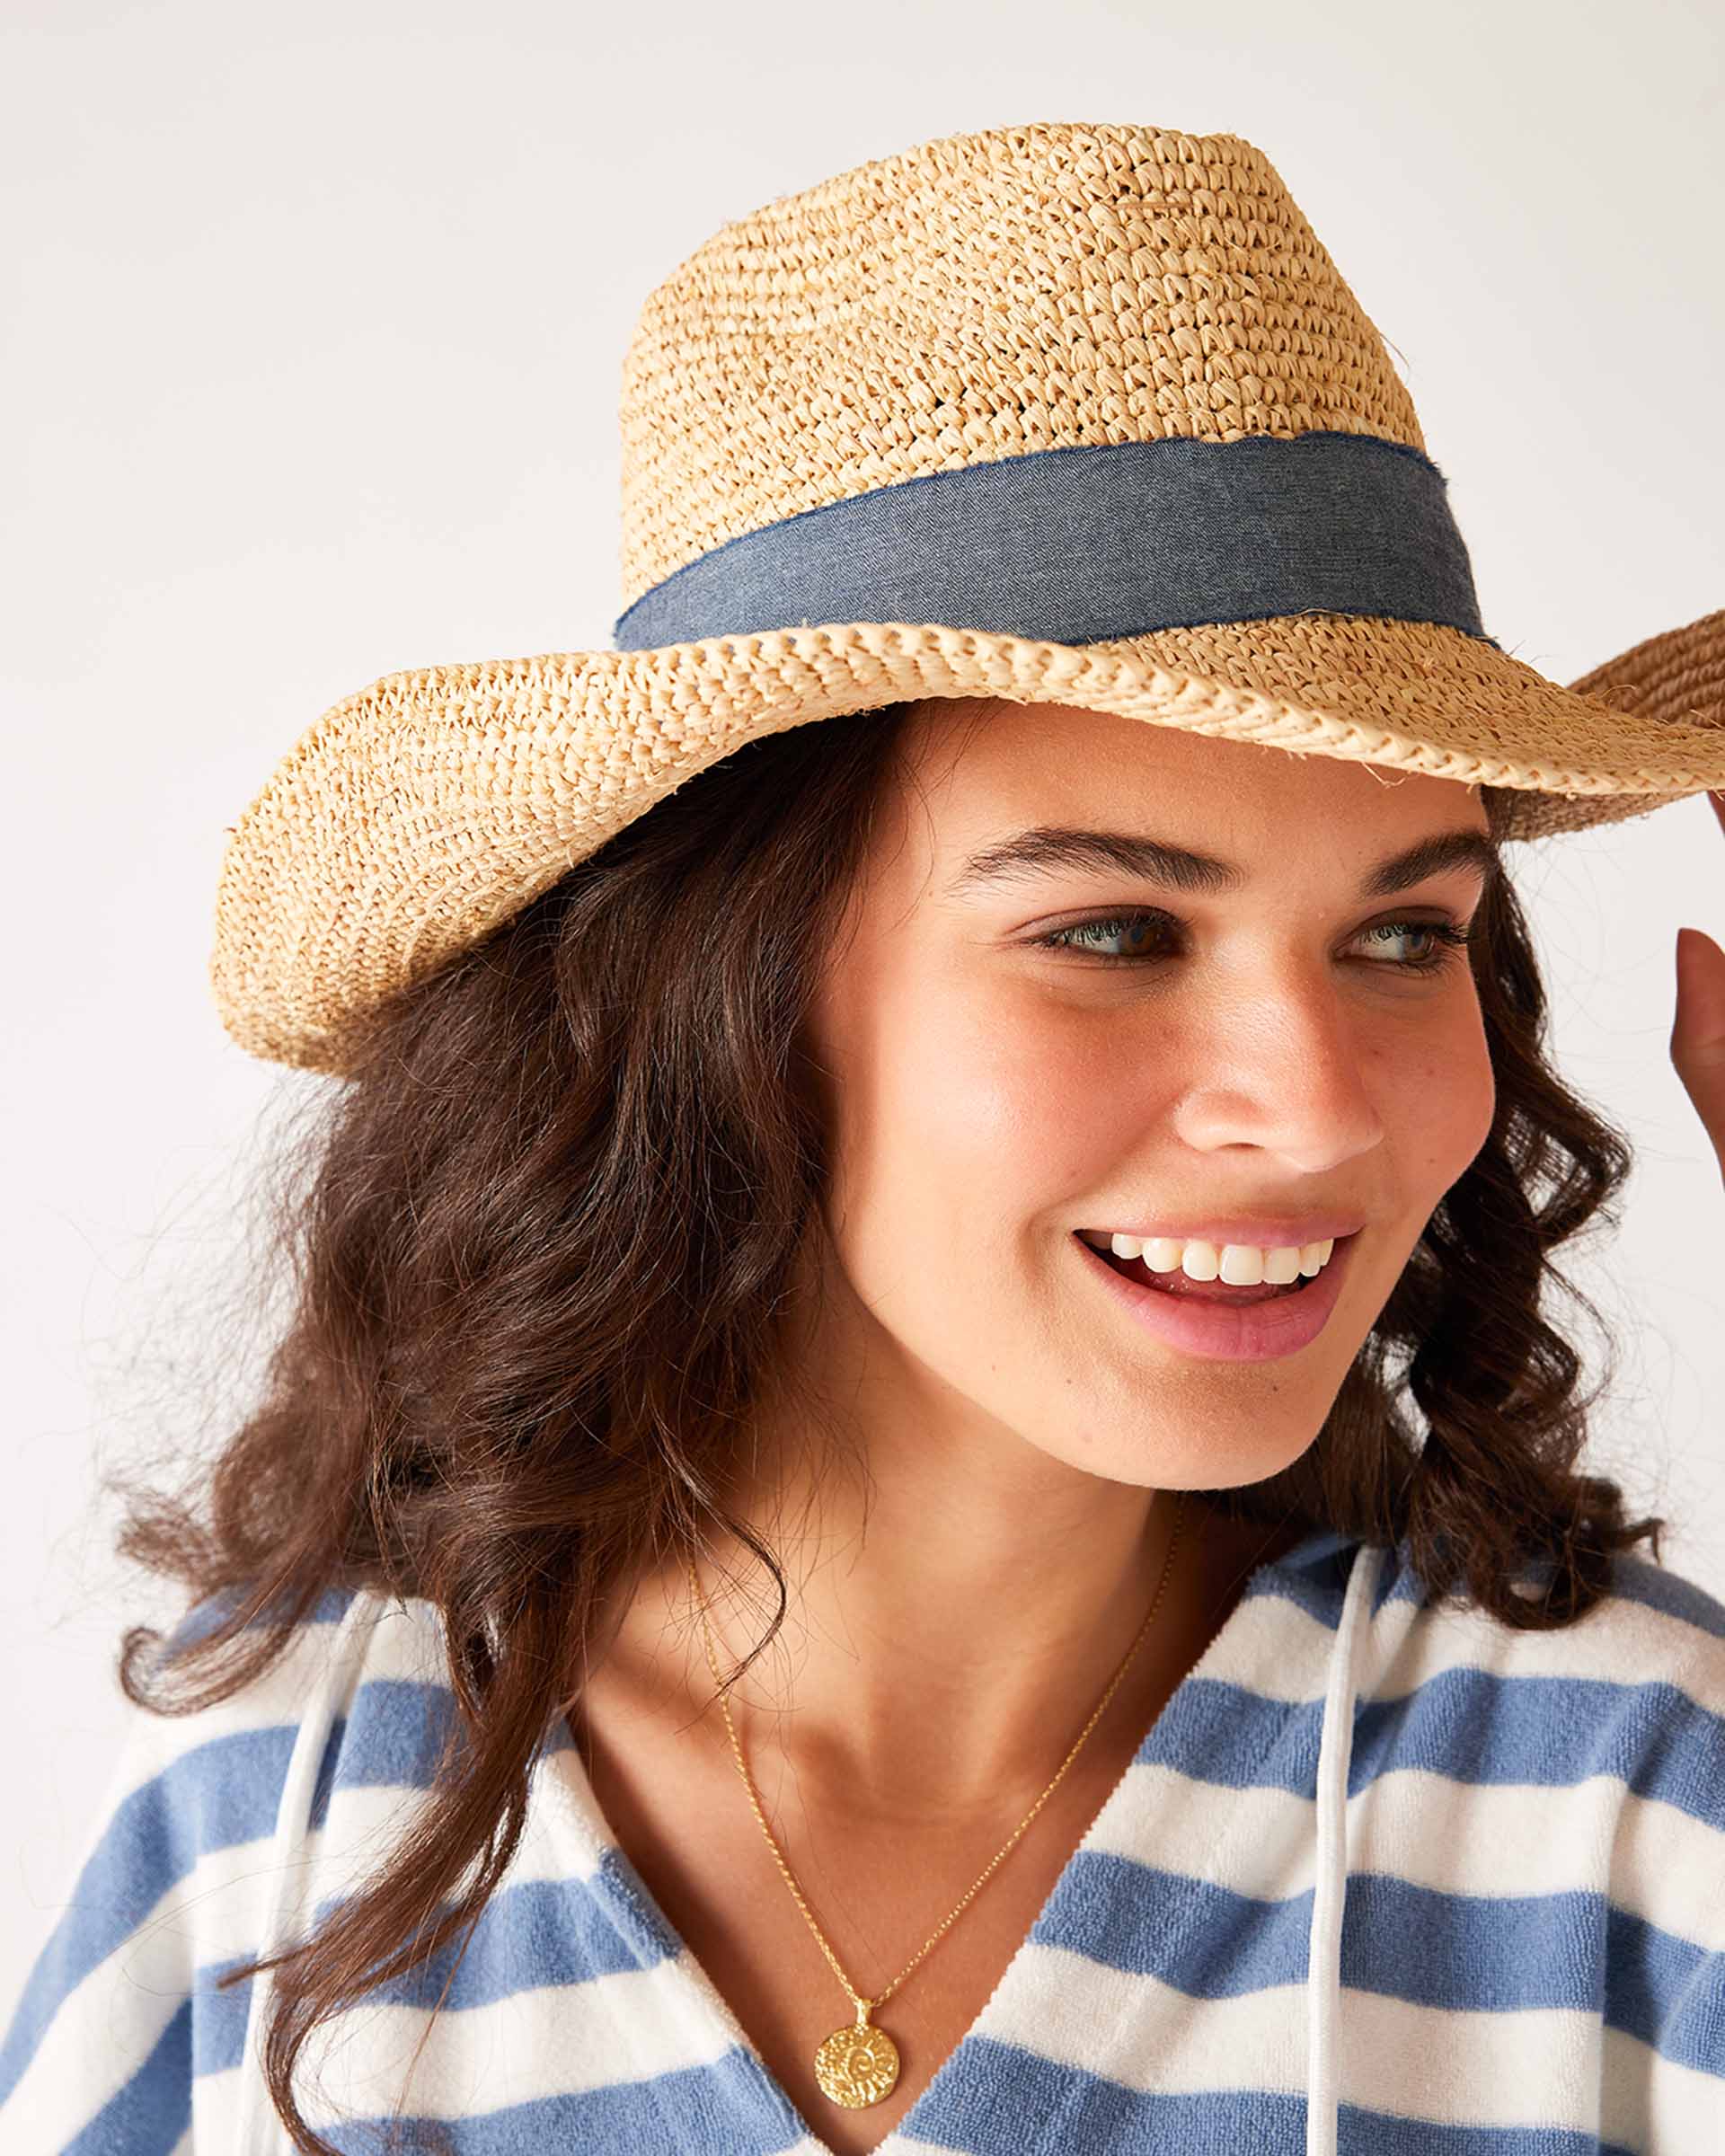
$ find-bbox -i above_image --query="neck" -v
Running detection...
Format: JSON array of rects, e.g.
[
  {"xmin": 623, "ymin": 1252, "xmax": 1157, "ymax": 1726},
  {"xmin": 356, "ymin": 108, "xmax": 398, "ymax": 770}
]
[{"xmin": 579, "ymin": 1410, "xmax": 1295, "ymax": 1827}]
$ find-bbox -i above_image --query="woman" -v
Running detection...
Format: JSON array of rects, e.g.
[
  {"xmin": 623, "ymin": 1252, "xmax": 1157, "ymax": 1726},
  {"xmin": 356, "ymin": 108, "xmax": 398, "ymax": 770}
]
[{"xmin": 4, "ymin": 119, "xmax": 1723, "ymax": 2156}]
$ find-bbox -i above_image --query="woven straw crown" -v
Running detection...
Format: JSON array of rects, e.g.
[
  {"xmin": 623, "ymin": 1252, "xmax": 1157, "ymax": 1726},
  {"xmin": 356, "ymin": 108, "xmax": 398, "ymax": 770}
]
[
  {"xmin": 212, "ymin": 119, "xmax": 1725, "ymax": 1074},
  {"xmin": 616, "ymin": 126, "xmax": 1438, "ymax": 615}
]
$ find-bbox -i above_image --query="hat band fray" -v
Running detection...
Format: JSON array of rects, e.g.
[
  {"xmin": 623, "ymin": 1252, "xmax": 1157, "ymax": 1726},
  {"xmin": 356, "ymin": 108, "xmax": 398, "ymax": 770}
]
[{"xmin": 612, "ymin": 429, "xmax": 1497, "ymax": 653}]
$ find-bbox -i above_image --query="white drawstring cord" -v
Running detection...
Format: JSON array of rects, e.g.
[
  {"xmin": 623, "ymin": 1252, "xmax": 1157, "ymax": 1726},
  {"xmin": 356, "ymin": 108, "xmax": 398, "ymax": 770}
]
[
  {"xmin": 234, "ymin": 1589, "xmax": 377, "ymax": 2154},
  {"xmin": 1305, "ymin": 1541, "xmax": 1384, "ymax": 2156}
]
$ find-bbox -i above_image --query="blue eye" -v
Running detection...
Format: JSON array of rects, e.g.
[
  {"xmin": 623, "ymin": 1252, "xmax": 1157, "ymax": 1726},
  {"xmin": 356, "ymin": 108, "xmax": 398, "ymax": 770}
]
[{"xmin": 1031, "ymin": 910, "xmax": 1473, "ymax": 975}]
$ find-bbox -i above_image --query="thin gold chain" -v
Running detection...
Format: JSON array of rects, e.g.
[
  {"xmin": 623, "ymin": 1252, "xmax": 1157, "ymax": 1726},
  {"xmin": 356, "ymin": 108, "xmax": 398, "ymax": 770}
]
[{"xmin": 686, "ymin": 1489, "xmax": 1187, "ymax": 2020}]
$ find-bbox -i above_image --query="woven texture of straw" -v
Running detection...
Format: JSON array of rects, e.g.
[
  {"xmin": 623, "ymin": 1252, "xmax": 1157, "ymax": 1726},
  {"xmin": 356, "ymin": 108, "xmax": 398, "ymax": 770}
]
[{"xmin": 208, "ymin": 121, "xmax": 1725, "ymax": 1074}]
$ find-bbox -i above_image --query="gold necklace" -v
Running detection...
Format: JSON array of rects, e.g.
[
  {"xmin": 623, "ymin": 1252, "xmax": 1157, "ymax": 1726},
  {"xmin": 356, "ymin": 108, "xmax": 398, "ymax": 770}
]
[{"xmin": 685, "ymin": 1489, "xmax": 1188, "ymax": 2112}]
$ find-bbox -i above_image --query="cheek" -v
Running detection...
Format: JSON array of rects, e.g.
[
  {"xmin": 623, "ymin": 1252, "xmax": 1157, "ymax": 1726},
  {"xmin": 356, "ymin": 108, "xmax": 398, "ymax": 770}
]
[
  {"xmin": 836, "ymin": 987, "xmax": 1104, "ymax": 1242},
  {"xmin": 1383, "ymin": 1004, "xmax": 1497, "ymax": 1188}
]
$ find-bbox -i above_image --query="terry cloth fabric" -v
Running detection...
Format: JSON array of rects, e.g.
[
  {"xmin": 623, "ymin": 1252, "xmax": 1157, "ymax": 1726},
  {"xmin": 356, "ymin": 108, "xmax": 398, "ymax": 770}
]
[{"xmin": 2, "ymin": 1527, "xmax": 1722, "ymax": 2153}]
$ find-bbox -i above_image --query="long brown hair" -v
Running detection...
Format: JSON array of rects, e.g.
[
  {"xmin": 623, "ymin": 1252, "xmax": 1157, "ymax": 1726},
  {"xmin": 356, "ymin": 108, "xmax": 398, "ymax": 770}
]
[{"xmin": 108, "ymin": 695, "xmax": 1665, "ymax": 2151}]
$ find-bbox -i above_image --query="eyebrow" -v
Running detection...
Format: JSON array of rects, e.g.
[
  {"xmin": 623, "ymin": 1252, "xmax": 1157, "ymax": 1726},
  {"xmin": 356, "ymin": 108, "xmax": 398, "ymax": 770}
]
[{"xmin": 943, "ymin": 824, "xmax": 1502, "ymax": 902}]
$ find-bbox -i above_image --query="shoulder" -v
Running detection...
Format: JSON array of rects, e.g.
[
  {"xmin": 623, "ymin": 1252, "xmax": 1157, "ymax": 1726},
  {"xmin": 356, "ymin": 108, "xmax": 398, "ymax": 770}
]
[
  {"xmin": 116, "ymin": 1581, "xmax": 461, "ymax": 1861},
  {"xmin": 1359, "ymin": 1533, "xmax": 1725, "ymax": 1951},
  {"xmin": 1355, "ymin": 1532, "xmax": 1724, "ymax": 1781},
  {"xmin": 0, "ymin": 1583, "xmax": 456, "ymax": 2137},
  {"xmin": 1376, "ymin": 1532, "xmax": 1725, "ymax": 1728},
  {"xmin": 1242, "ymin": 1531, "xmax": 1725, "ymax": 2118},
  {"xmin": 1259, "ymin": 1525, "xmax": 1725, "ymax": 1871}
]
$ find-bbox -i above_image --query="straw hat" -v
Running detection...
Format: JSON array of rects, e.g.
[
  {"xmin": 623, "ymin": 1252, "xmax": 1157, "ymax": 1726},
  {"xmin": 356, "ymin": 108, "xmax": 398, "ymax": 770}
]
[{"xmin": 210, "ymin": 119, "xmax": 1725, "ymax": 1074}]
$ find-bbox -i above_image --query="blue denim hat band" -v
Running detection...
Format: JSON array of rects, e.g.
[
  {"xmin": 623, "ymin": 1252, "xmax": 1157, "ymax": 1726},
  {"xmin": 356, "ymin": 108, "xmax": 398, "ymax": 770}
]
[{"xmin": 612, "ymin": 428, "xmax": 1497, "ymax": 655}]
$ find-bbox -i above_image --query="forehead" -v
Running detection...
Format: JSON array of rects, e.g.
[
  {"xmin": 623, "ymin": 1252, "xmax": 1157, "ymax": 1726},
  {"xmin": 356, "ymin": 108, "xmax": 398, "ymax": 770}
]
[{"xmin": 888, "ymin": 696, "xmax": 1491, "ymax": 859}]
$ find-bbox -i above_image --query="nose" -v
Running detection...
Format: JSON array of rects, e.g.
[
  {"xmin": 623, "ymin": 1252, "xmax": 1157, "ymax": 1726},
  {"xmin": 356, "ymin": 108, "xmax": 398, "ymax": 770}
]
[{"xmin": 1169, "ymin": 960, "xmax": 1387, "ymax": 1171}]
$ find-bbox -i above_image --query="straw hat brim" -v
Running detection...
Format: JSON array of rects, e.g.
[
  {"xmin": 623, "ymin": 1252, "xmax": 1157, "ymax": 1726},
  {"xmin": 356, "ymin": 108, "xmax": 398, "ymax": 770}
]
[{"xmin": 212, "ymin": 605, "xmax": 1725, "ymax": 1074}]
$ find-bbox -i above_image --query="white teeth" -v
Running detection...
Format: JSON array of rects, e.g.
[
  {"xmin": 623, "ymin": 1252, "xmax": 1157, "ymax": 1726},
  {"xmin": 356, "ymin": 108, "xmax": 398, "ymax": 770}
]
[{"xmin": 1103, "ymin": 1233, "xmax": 1338, "ymax": 1280}]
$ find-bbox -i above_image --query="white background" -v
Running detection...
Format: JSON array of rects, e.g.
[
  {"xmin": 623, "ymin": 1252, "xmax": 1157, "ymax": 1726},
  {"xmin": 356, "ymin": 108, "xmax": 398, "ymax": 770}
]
[{"xmin": 3, "ymin": 0, "xmax": 1722, "ymax": 2010}]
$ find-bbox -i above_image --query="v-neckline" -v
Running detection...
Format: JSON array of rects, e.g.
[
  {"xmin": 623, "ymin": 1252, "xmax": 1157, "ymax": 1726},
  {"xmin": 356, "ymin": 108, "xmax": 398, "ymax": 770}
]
[{"xmin": 540, "ymin": 1520, "xmax": 1342, "ymax": 2156}]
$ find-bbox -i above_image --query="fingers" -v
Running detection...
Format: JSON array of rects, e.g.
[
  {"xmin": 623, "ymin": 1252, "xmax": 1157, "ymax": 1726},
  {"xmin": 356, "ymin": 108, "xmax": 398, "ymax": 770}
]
[{"xmin": 1672, "ymin": 925, "xmax": 1725, "ymax": 1182}]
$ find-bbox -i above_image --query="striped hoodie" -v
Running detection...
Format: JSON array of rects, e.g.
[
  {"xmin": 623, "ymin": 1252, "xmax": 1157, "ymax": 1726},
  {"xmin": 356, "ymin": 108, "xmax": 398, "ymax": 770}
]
[{"xmin": 2, "ymin": 1523, "xmax": 1721, "ymax": 2152}]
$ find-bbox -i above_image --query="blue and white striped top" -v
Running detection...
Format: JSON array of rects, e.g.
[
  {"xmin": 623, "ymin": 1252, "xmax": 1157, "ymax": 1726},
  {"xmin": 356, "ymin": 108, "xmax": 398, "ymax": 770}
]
[{"xmin": 4, "ymin": 1524, "xmax": 1723, "ymax": 2152}]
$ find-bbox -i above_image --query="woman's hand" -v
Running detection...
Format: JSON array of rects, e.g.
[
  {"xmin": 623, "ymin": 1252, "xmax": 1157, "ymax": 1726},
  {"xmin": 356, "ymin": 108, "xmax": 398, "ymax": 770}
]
[{"xmin": 1669, "ymin": 791, "xmax": 1725, "ymax": 1185}]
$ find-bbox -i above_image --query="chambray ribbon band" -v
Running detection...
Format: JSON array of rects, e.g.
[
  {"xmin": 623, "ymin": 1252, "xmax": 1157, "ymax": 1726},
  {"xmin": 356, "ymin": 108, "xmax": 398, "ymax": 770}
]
[{"xmin": 612, "ymin": 429, "xmax": 1497, "ymax": 654}]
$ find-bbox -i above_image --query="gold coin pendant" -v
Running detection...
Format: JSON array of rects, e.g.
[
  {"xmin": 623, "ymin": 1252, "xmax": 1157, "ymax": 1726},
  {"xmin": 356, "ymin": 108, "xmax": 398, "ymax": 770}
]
[{"xmin": 812, "ymin": 2006, "xmax": 901, "ymax": 2108}]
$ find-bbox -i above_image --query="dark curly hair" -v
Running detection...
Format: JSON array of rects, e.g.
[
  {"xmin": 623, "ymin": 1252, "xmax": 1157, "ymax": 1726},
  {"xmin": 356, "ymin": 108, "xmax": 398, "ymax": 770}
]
[{"xmin": 105, "ymin": 694, "xmax": 1665, "ymax": 2152}]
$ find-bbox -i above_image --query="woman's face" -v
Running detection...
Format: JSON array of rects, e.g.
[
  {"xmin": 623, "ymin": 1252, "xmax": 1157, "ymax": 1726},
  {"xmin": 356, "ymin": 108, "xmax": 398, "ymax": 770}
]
[{"xmin": 793, "ymin": 696, "xmax": 1499, "ymax": 1495}]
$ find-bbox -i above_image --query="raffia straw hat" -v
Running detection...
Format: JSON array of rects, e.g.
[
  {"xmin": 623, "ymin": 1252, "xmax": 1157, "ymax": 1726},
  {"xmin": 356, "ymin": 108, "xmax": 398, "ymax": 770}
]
[{"xmin": 211, "ymin": 119, "xmax": 1725, "ymax": 1075}]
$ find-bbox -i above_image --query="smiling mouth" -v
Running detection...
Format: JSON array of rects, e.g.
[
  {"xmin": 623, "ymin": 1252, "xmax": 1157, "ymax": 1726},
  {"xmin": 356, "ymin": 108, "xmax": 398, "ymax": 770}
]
[{"xmin": 1078, "ymin": 1233, "xmax": 1354, "ymax": 1304}]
